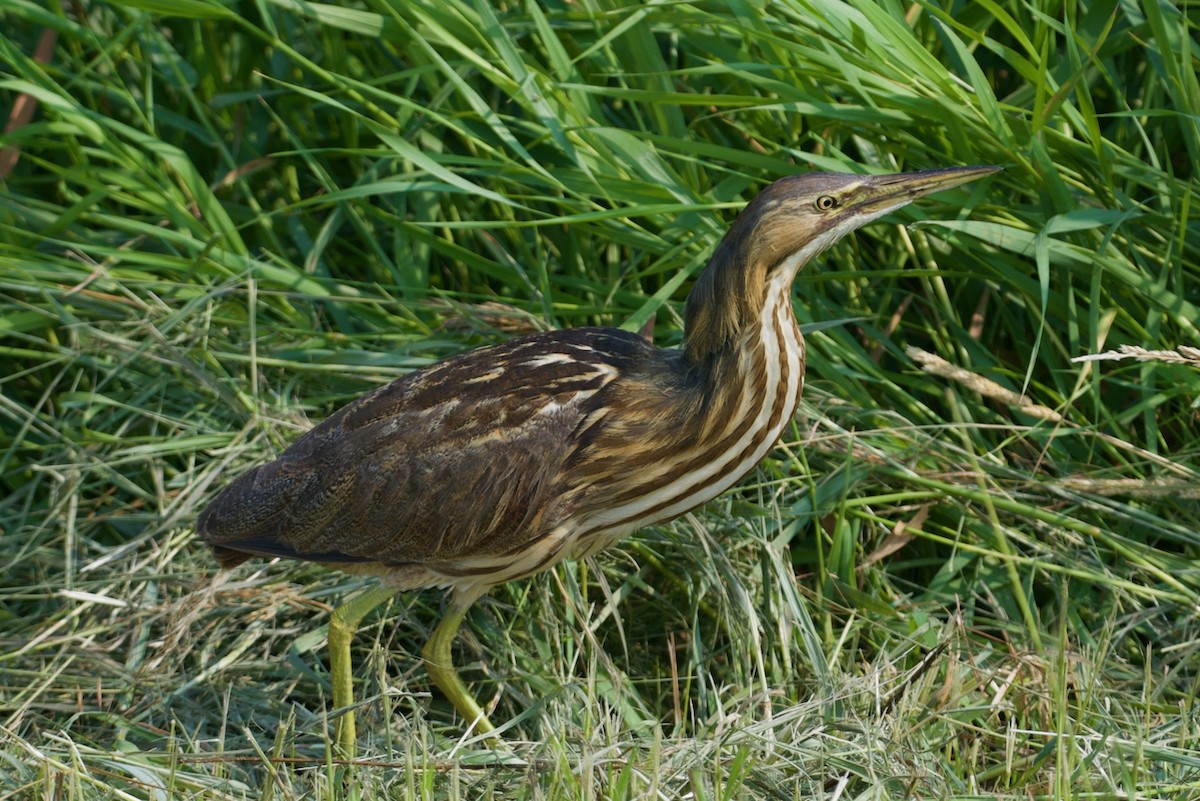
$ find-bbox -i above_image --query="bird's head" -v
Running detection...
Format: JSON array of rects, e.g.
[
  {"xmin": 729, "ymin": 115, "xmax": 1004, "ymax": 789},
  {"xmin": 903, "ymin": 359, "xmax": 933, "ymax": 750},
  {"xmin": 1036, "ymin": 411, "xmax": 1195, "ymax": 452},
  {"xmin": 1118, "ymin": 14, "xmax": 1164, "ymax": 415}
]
[{"xmin": 684, "ymin": 165, "xmax": 999, "ymax": 368}]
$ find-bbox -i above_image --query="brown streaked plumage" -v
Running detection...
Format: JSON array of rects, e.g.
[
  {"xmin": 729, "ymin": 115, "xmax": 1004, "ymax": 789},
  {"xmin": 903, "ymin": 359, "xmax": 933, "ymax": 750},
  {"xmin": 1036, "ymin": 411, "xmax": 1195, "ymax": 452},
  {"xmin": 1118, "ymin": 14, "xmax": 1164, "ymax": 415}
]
[{"xmin": 197, "ymin": 165, "xmax": 999, "ymax": 751}]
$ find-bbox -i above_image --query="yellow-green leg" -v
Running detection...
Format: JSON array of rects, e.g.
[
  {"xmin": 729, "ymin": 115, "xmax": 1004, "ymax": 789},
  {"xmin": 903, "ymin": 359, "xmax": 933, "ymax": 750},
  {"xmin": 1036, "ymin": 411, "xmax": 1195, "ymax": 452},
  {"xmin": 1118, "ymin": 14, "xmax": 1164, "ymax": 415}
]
[
  {"xmin": 421, "ymin": 589, "xmax": 496, "ymax": 737},
  {"xmin": 329, "ymin": 584, "xmax": 397, "ymax": 758}
]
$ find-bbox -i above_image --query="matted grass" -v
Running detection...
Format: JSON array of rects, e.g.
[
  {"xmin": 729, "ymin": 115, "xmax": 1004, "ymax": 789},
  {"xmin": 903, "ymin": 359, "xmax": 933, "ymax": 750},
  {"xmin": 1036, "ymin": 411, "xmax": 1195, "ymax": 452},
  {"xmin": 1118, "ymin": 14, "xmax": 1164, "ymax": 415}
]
[{"xmin": 1, "ymin": 0, "xmax": 1198, "ymax": 798}]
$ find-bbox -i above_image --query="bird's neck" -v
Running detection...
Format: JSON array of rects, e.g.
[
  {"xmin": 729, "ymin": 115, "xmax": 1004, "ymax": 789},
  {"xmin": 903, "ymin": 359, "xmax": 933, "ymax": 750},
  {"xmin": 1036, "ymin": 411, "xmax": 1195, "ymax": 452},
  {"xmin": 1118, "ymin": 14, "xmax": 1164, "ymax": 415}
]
[
  {"xmin": 682, "ymin": 235, "xmax": 809, "ymax": 383},
  {"xmin": 676, "ymin": 226, "xmax": 811, "ymax": 455},
  {"xmin": 691, "ymin": 266, "xmax": 805, "ymax": 413},
  {"xmin": 560, "ymin": 263, "xmax": 806, "ymax": 545},
  {"xmin": 682, "ymin": 221, "xmax": 766, "ymax": 370},
  {"xmin": 553, "ymin": 251, "xmax": 806, "ymax": 544}
]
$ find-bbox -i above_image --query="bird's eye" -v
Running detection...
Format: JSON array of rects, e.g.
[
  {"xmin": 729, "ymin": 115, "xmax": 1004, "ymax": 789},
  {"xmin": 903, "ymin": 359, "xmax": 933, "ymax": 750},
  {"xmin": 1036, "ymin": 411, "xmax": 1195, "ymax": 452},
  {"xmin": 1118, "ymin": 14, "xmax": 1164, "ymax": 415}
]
[{"xmin": 815, "ymin": 195, "xmax": 839, "ymax": 211}]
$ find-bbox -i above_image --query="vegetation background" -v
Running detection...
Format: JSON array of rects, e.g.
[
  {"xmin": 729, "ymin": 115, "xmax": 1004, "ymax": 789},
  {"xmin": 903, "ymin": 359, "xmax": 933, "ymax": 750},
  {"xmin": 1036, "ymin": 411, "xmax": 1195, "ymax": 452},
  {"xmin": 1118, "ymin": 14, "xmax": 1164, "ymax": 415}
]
[{"xmin": 2, "ymin": 0, "xmax": 1198, "ymax": 798}]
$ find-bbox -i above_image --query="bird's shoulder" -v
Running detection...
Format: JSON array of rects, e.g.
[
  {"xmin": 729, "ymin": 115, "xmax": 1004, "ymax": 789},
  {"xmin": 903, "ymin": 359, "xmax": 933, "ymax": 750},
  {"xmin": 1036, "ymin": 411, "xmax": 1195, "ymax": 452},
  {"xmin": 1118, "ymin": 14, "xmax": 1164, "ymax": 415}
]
[{"xmin": 328, "ymin": 326, "xmax": 660, "ymax": 438}]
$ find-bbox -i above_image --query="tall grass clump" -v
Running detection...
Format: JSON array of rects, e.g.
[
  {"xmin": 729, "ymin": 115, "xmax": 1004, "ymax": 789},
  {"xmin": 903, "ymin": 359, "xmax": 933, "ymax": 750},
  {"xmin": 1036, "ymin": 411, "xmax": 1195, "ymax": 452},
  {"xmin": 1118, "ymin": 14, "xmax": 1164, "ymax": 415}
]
[{"xmin": 1, "ymin": 0, "xmax": 1197, "ymax": 798}]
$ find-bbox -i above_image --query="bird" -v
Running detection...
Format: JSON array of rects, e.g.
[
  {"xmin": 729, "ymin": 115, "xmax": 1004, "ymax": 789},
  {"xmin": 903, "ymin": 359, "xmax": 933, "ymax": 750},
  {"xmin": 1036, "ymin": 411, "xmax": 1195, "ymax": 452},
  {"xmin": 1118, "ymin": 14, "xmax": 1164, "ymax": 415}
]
[{"xmin": 196, "ymin": 165, "xmax": 998, "ymax": 753}]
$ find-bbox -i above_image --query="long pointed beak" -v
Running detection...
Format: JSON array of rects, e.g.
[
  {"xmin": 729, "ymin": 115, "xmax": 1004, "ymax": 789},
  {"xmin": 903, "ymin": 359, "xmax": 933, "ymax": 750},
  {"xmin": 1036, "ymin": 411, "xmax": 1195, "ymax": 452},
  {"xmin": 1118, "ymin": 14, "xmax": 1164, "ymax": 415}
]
[{"xmin": 854, "ymin": 165, "xmax": 1001, "ymax": 217}]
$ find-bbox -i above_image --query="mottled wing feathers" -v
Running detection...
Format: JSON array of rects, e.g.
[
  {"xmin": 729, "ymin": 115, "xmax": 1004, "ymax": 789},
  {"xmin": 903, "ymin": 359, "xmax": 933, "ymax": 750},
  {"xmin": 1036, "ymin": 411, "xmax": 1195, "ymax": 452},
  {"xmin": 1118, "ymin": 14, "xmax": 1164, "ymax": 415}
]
[{"xmin": 197, "ymin": 328, "xmax": 655, "ymax": 569}]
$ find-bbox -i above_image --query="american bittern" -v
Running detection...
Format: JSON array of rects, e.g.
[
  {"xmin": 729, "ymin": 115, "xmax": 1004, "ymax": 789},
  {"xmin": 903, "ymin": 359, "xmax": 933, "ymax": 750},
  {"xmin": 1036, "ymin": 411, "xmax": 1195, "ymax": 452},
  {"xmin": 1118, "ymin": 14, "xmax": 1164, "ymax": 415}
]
[{"xmin": 197, "ymin": 166, "xmax": 997, "ymax": 751}]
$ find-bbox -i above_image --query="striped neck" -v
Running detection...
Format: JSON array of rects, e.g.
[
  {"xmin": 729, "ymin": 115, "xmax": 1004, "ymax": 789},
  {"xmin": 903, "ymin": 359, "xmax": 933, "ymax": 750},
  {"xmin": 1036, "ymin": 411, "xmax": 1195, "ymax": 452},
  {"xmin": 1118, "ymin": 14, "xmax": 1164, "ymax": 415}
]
[
  {"xmin": 573, "ymin": 270, "xmax": 805, "ymax": 541},
  {"xmin": 686, "ymin": 270, "xmax": 806, "ymax": 507},
  {"xmin": 682, "ymin": 209, "xmax": 766, "ymax": 370}
]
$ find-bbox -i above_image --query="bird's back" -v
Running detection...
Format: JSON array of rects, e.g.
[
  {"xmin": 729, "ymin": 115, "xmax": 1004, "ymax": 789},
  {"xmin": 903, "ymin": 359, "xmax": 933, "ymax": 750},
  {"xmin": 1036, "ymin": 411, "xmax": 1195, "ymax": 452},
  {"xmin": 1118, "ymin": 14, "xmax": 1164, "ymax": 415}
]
[{"xmin": 196, "ymin": 327, "xmax": 666, "ymax": 583}]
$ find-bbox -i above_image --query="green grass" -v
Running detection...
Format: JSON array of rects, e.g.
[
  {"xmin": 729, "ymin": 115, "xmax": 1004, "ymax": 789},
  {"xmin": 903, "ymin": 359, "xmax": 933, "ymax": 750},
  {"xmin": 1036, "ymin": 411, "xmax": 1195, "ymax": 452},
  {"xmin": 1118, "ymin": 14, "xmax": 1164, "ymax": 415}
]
[{"xmin": 2, "ymin": 0, "xmax": 1198, "ymax": 797}]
